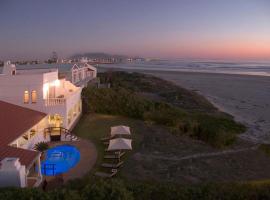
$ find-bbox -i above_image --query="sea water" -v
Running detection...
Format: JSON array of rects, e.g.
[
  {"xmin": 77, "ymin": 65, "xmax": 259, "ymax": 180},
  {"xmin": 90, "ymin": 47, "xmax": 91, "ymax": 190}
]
[{"xmin": 2, "ymin": 59, "xmax": 270, "ymax": 76}]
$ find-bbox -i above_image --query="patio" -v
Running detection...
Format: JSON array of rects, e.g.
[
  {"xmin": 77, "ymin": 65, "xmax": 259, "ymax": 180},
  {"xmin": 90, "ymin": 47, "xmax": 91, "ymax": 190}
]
[{"xmin": 44, "ymin": 138, "xmax": 97, "ymax": 186}]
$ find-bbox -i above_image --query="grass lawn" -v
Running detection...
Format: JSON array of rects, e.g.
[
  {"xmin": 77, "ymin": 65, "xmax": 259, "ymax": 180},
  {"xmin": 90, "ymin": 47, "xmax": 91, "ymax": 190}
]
[{"xmin": 72, "ymin": 113, "xmax": 144, "ymax": 173}]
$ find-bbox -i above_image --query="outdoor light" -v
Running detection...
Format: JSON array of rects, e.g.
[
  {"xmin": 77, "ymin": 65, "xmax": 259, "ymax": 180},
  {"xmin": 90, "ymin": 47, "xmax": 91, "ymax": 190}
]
[
  {"xmin": 54, "ymin": 79, "xmax": 60, "ymax": 87},
  {"xmin": 43, "ymin": 83, "xmax": 49, "ymax": 92}
]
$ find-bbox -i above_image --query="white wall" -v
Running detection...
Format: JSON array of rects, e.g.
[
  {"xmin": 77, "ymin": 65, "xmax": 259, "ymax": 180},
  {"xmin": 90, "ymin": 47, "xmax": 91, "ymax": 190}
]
[
  {"xmin": 0, "ymin": 70, "xmax": 62, "ymax": 113},
  {"xmin": 0, "ymin": 158, "xmax": 26, "ymax": 188},
  {"xmin": 0, "ymin": 65, "xmax": 83, "ymax": 130},
  {"xmin": 65, "ymin": 87, "xmax": 82, "ymax": 129},
  {"xmin": 0, "ymin": 73, "xmax": 44, "ymax": 110},
  {"xmin": 43, "ymin": 71, "xmax": 58, "ymax": 84}
]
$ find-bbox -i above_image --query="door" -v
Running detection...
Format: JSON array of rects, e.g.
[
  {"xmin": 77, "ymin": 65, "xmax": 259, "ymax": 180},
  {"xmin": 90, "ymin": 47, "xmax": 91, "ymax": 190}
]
[{"xmin": 49, "ymin": 86, "xmax": 56, "ymax": 98}]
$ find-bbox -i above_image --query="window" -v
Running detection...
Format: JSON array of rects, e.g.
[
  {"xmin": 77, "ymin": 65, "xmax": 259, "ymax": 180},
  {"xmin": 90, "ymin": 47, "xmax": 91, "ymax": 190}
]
[
  {"xmin": 24, "ymin": 91, "xmax": 29, "ymax": 104},
  {"xmin": 31, "ymin": 90, "xmax": 37, "ymax": 103}
]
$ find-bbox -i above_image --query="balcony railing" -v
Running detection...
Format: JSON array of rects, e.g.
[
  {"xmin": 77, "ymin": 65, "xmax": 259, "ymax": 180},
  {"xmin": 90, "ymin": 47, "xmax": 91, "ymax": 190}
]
[{"xmin": 45, "ymin": 98, "xmax": 66, "ymax": 106}]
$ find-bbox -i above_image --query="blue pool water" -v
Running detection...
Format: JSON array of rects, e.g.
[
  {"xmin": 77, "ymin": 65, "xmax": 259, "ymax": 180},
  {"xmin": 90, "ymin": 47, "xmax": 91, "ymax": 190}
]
[{"xmin": 40, "ymin": 145, "xmax": 80, "ymax": 176}]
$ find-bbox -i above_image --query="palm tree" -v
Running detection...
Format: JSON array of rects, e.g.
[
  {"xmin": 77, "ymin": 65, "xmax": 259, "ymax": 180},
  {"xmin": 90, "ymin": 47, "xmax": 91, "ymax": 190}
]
[{"xmin": 34, "ymin": 142, "xmax": 49, "ymax": 152}]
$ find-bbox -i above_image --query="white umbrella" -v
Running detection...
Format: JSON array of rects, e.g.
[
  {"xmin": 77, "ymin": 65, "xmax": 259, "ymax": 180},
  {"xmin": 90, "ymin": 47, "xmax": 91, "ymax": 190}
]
[
  {"xmin": 110, "ymin": 125, "xmax": 131, "ymax": 137},
  {"xmin": 107, "ymin": 138, "xmax": 132, "ymax": 151}
]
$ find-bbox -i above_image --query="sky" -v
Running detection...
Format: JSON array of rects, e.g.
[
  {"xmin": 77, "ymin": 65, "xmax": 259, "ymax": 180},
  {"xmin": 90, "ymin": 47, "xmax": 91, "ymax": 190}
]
[{"xmin": 0, "ymin": 0, "xmax": 270, "ymax": 60}]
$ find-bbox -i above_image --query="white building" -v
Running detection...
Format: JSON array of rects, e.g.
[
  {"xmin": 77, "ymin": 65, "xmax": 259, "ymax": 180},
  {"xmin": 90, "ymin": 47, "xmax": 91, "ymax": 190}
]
[
  {"xmin": 70, "ymin": 63, "xmax": 97, "ymax": 87},
  {"xmin": 0, "ymin": 61, "xmax": 97, "ymax": 188},
  {"xmin": 0, "ymin": 101, "xmax": 46, "ymax": 187},
  {"xmin": 0, "ymin": 61, "xmax": 85, "ymax": 130}
]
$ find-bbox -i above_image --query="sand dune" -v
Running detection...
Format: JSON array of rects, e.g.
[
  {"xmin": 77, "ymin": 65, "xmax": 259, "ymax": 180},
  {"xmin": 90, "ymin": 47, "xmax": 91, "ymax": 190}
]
[
  {"xmin": 99, "ymin": 66, "xmax": 270, "ymax": 143},
  {"xmin": 148, "ymin": 71, "xmax": 270, "ymax": 143}
]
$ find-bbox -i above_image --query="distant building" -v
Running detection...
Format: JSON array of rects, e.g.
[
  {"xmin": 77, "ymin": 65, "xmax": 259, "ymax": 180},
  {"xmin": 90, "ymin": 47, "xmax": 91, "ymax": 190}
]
[
  {"xmin": 68, "ymin": 63, "xmax": 97, "ymax": 87},
  {"xmin": 79, "ymin": 57, "xmax": 88, "ymax": 63},
  {"xmin": 51, "ymin": 51, "xmax": 58, "ymax": 63}
]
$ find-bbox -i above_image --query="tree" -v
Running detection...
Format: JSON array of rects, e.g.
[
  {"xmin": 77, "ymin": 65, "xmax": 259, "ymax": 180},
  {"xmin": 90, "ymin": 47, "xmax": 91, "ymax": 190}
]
[{"xmin": 34, "ymin": 142, "xmax": 49, "ymax": 152}]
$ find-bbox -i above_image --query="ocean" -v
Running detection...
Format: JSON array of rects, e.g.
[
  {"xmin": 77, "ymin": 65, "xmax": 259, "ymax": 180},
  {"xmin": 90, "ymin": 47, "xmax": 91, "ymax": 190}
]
[
  {"xmin": 99, "ymin": 60, "xmax": 270, "ymax": 76},
  {"xmin": 6, "ymin": 60, "xmax": 270, "ymax": 77}
]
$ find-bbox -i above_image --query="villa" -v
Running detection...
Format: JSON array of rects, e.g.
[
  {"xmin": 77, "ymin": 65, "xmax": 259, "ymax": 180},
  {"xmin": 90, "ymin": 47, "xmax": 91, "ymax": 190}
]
[{"xmin": 0, "ymin": 61, "xmax": 97, "ymax": 187}]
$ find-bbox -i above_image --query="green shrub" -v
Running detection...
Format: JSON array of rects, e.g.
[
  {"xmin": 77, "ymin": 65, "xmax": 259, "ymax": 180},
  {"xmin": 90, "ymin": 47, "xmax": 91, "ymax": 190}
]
[
  {"xmin": 82, "ymin": 72, "xmax": 246, "ymax": 147},
  {"xmin": 259, "ymin": 144, "xmax": 270, "ymax": 156},
  {"xmin": 34, "ymin": 142, "xmax": 49, "ymax": 152},
  {"xmin": 3, "ymin": 180, "xmax": 270, "ymax": 200},
  {"xmin": 82, "ymin": 179, "xmax": 134, "ymax": 200}
]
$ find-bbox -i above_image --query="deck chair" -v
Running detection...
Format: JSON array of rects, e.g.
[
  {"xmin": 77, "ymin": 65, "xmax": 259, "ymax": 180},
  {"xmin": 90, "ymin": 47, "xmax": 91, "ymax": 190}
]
[
  {"xmin": 104, "ymin": 152, "xmax": 125, "ymax": 159},
  {"xmin": 101, "ymin": 161, "xmax": 124, "ymax": 168},
  {"xmin": 95, "ymin": 169, "xmax": 117, "ymax": 178},
  {"xmin": 100, "ymin": 136, "xmax": 111, "ymax": 142}
]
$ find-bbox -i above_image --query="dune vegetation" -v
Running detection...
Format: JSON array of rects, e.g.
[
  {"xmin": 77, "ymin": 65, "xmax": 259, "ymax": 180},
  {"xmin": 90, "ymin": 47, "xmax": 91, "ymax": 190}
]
[{"xmin": 82, "ymin": 71, "xmax": 245, "ymax": 147}]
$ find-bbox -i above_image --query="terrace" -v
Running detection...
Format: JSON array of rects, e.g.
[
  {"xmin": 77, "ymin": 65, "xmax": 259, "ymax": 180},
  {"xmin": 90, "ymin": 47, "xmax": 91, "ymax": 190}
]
[{"xmin": 43, "ymin": 79, "xmax": 81, "ymax": 107}]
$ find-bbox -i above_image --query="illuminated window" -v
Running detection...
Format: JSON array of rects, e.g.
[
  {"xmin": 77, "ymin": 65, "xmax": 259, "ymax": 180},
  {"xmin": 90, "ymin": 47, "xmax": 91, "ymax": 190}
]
[
  {"xmin": 24, "ymin": 91, "xmax": 29, "ymax": 104},
  {"xmin": 31, "ymin": 90, "xmax": 37, "ymax": 103}
]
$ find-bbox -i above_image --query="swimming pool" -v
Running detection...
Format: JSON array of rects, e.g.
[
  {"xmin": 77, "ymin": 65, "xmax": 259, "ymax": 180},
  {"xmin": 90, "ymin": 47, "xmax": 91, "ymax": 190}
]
[{"xmin": 40, "ymin": 145, "xmax": 80, "ymax": 176}]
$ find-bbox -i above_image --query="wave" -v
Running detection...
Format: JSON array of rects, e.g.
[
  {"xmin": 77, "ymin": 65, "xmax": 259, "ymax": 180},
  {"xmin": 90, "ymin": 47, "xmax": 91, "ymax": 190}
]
[{"xmin": 2, "ymin": 60, "xmax": 270, "ymax": 77}]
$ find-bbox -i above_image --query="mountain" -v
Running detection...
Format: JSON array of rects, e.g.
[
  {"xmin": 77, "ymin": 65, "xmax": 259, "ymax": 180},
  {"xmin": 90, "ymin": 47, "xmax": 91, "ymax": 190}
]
[{"xmin": 70, "ymin": 52, "xmax": 128, "ymax": 60}]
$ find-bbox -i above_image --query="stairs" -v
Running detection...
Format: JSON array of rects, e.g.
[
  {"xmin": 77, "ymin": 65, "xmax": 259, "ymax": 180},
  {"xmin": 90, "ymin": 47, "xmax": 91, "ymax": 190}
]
[
  {"xmin": 63, "ymin": 133, "xmax": 79, "ymax": 141},
  {"xmin": 44, "ymin": 127, "xmax": 79, "ymax": 142}
]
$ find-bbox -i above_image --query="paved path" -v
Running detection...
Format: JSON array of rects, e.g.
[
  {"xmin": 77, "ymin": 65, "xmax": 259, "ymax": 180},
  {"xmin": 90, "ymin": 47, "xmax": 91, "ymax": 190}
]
[{"xmin": 138, "ymin": 145, "xmax": 259, "ymax": 162}]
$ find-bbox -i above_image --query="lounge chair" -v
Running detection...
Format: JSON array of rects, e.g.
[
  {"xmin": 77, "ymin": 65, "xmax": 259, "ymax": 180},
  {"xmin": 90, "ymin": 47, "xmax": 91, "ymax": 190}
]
[
  {"xmin": 101, "ymin": 161, "xmax": 124, "ymax": 168},
  {"xmin": 104, "ymin": 152, "xmax": 125, "ymax": 159},
  {"xmin": 95, "ymin": 169, "xmax": 117, "ymax": 178},
  {"xmin": 100, "ymin": 136, "xmax": 111, "ymax": 142},
  {"xmin": 105, "ymin": 149, "xmax": 122, "ymax": 152}
]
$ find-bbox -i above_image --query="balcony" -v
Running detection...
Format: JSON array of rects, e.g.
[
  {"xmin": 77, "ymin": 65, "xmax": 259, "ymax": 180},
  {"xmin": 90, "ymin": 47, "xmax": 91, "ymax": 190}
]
[
  {"xmin": 43, "ymin": 79, "xmax": 82, "ymax": 108},
  {"xmin": 44, "ymin": 87, "xmax": 81, "ymax": 108},
  {"xmin": 45, "ymin": 98, "xmax": 66, "ymax": 106}
]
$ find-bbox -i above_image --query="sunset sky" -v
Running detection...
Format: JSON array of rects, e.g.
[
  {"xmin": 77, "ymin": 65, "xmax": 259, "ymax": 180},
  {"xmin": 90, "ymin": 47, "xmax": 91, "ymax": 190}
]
[{"xmin": 0, "ymin": 0, "xmax": 270, "ymax": 60}]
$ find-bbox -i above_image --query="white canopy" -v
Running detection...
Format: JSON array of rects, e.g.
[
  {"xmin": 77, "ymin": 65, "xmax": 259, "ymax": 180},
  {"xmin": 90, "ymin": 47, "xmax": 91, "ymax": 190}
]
[
  {"xmin": 110, "ymin": 125, "xmax": 131, "ymax": 137},
  {"xmin": 107, "ymin": 138, "xmax": 132, "ymax": 151}
]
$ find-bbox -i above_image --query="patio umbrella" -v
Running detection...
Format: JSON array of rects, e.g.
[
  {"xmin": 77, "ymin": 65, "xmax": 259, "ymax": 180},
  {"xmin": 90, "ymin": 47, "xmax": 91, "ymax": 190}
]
[
  {"xmin": 107, "ymin": 138, "xmax": 132, "ymax": 151},
  {"xmin": 110, "ymin": 125, "xmax": 131, "ymax": 137}
]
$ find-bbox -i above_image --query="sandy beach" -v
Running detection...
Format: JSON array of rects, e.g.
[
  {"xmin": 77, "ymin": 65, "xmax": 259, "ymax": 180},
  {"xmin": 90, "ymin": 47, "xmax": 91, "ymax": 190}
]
[
  {"xmin": 99, "ymin": 67, "xmax": 270, "ymax": 143},
  {"xmin": 147, "ymin": 71, "xmax": 270, "ymax": 143}
]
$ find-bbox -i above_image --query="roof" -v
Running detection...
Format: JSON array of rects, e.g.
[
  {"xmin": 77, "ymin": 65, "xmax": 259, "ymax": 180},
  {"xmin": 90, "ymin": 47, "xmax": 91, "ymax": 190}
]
[
  {"xmin": 0, "ymin": 101, "xmax": 46, "ymax": 167},
  {"xmin": 108, "ymin": 138, "xmax": 132, "ymax": 151},
  {"xmin": 110, "ymin": 125, "xmax": 131, "ymax": 137},
  {"xmin": 0, "ymin": 146, "xmax": 40, "ymax": 169},
  {"xmin": 0, "ymin": 101, "xmax": 47, "ymax": 146},
  {"xmin": 71, "ymin": 63, "xmax": 96, "ymax": 72}
]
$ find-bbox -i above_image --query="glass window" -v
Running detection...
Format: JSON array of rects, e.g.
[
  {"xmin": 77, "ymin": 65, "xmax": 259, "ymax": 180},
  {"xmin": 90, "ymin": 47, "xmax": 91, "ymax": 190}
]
[
  {"xmin": 31, "ymin": 90, "xmax": 37, "ymax": 103},
  {"xmin": 24, "ymin": 91, "xmax": 29, "ymax": 104}
]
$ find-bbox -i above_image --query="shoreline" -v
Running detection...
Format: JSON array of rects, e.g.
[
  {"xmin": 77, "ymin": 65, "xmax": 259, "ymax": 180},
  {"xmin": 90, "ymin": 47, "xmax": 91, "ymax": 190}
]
[
  {"xmin": 98, "ymin": 64, "xmax": 270, "ymax": 78},
  {"xmin": 99, "ymin": 66, "xmax": 270, "ymax": 143}
]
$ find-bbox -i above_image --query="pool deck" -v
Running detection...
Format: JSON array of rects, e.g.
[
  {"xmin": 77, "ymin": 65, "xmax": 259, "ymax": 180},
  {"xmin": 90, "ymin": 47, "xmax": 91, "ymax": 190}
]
[{"xmin": 46, "ymin": 138, "xmax": 97, "ymax": 183}]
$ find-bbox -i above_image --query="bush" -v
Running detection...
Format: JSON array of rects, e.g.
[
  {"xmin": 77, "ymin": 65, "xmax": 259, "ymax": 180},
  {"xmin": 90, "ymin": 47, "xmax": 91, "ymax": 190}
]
[
  {"xmin": 259, "ymin": 144, "xmax": 270, "ymax": 156},
  {"xmin": 82, "ymin": 179, "xmax": 134, "ymax": 200},
  {"xmin": 34, "ymin": 142, "xmax": 49, "ymax": 152},
  {"xmin": 3, "ymin": 180, "xmax": 270, "ymax": 200},
  {"xmin": 82, "ymin": 72, "xmax": 246, "ymax": 147},
  {"xmin": 82, "ymin": 87, "xmax": 153, "ymax": 119},
  {"xmin": 0, "ymin": 188, "xmax": 49, "ymax": 200}
]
